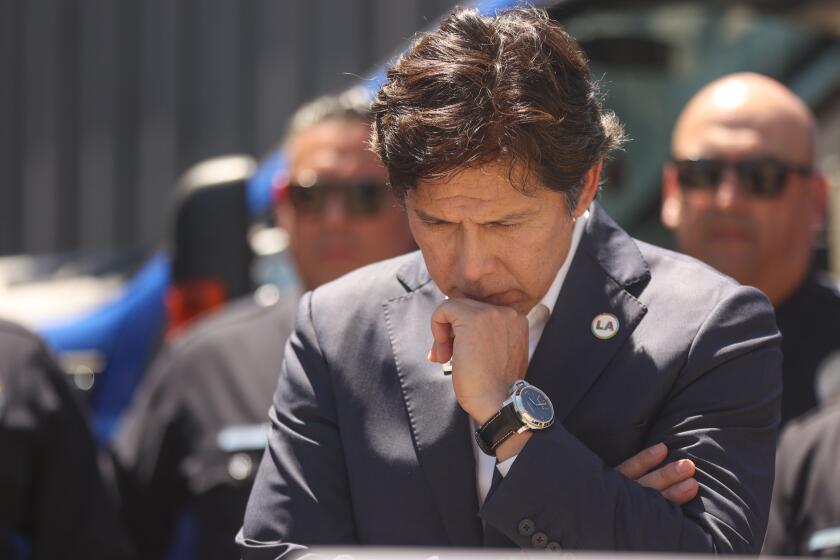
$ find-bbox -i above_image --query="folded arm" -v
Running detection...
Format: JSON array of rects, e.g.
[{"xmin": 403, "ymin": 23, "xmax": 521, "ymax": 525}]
[{"xmin": 480, "ymin": 287, "xmax": 782, "ymax": 553}]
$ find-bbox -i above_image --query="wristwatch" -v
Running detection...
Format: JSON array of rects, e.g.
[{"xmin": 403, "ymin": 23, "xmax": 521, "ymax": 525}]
[{"xmin": 475, "ymin": 380, "xmax": 555, "ymax": 456}]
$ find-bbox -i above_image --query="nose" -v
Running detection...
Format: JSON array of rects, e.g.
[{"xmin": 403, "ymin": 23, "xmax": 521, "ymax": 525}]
[
  {"xmin": 714, "ymin": 168, "xmax": 746, "ymax": 210},
  {"xmin": 456, "ymin": 226, "xmax": 494, "ymax": 285},
  {"xmin": 322, "ymin": 193, "xmax": 350, "ymax": 229}
]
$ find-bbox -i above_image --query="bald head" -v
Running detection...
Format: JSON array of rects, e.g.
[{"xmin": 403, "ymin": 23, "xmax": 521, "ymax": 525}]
[
  {"xmin": 662, "ymin": 72, "xmax": 827, "ymax": 307},
  {"xmin": 672, "ymin": 73, "xmax": 816, "ymax": 164}
]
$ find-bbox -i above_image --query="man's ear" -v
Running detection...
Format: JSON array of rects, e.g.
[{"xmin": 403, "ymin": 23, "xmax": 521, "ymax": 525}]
[
  {"xmin": 272, "ymin": 171, "xmax": 295, "ymax": 231},
  {"xmin": 661, "ymin": 163, "xmax": 682, "ymax": 230},
  {"xmin": 274, "ymin": 200, "xmax": 294, "ymax": 232},
  {"xmin": 809, "ymin": 171, "xmax": 829, "ymax": 234},
  {"xmin": 573, "ymin": 161, "xmax": 603, "ymax": 217}
]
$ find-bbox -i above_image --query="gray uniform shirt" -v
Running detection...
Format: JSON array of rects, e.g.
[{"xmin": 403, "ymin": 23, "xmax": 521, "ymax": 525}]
[{"xmin": 113, "ymin": 290, "xmax": 296, "ymax": 560}]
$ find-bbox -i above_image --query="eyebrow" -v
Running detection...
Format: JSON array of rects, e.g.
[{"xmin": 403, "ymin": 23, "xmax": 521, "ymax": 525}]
[
  {"xmin": 490, "ymin": 210, "xmax": 536, "ymax": 223},
  {"xmin": 413, "ymin": 207, "xmax": 536, "ymax": 224}
]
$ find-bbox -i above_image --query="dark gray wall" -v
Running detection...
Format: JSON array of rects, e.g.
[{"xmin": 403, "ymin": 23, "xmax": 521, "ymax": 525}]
[{"xmin": 0, "ymin": 0, "xmax": 456, "ymax": 255}]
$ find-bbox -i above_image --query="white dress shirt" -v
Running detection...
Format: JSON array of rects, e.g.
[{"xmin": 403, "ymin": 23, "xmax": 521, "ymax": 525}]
[{"xmin": 472, "ymin": 210, "xmax": 589, "ymax": 506}]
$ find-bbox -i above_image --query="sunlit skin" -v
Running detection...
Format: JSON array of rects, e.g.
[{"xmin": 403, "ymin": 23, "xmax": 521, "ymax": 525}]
[
  {"xmin": 616, "ymin": 442, "xmax": 698, "ymax": 505},
  {"xmin": 408, "ymin": 161, "xmax": 591, "ymax": 316},
  {"xmin": 409, "ymin": 160, "xmax": 697, "ymax": 501},
  {"xmin": 662, "ymin": 73, "xmax": 828, "ymax": 307},
  {"xmin": 276, "ymin": 120, "xmax": 416, "ymax": 291}
]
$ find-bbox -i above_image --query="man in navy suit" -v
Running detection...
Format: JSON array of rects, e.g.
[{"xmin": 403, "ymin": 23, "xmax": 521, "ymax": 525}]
[{"xmin": 239, "ymin": 7, "xmax": 782, "ymax": 556}]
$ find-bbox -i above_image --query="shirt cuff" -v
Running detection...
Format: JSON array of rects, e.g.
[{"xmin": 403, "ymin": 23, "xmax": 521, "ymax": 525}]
[{"xmin": 496, "ymin": 454, "xmax": 518, "ymax": 477}]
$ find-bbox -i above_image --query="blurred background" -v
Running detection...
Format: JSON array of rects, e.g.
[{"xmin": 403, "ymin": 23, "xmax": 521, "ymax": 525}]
[
  {"xmin": 0, "ymin": 0, "xmax": 458, "ymax": 257},
  {"xmin": 1, "ymin": 0, "xmax": 839, "ymax": 439}
]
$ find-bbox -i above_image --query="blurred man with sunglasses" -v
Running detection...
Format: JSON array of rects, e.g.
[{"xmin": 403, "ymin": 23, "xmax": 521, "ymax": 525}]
[
  {"xmin": 662, "ymin": 72, "xmax": 838, "ymax": 427},
  {"xmin": 275, "ymin": 88, "xmax": 417, "ymax": 291},
  {"xmin": 111, "ymin": 88, "xmax": 416, "ymax": 560}
]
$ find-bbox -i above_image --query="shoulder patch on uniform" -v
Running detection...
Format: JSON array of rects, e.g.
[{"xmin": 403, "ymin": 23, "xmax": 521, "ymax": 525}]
[
  {"xmin": 217, "ymin": 423, "xmax": 268, "ymax": 452},
  {"xmin": 809, "ymin": 526, "xmax": 840, "ymax": 553}
]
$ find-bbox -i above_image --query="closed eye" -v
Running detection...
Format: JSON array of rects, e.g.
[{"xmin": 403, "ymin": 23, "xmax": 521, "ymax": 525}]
[
  {"xmin": 486, "ymin": 221, "xmax": 520, "ymax": 229},
  {"xmin": 484, "ymin": 211, "xmax": 533, "ymax": 229},
  {"xmin": 420, "ymin": 217, "xmax": 452, "ymax": 227}
]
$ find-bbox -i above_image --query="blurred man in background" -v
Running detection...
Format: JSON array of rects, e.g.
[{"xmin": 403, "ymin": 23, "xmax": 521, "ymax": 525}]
[
  {"xmin": 110, "ymin": 88, "xmax": 416, "ymax": 560},
  {"xmin": 0, "ymin": 319, "xmax": 133, "ymax": 560},
  {"xmin": 765, "ymin": 400, "xmax": 840, "ymax": 556},
  {"xmin": 661, "ymin": 72, "xmax": 840, "ymax": 427}
]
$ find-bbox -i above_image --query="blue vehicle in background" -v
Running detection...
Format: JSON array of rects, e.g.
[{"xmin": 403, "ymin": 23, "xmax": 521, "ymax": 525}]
[{"xmin": 2, "ymin": 0, "xmax": 838, "ymax": 448}]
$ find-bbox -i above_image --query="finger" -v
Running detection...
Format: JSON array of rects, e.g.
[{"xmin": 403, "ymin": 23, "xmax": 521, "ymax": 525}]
[
  {"xmin": 660, "ymin": 478, "xmax": 699, "ymax": 506},
  {"xmin": 637, "ymin": 458, "xmax": 696, "ymax": 492},
  {"xmin": 615, "ymin": 443, "xmax": 667, "ymax": 480},
  {"xmin": 429, "ymin": 322, "xmax": 453, "ymax": 363},
  {"xmin": 429, "ymin": 305, "xmax": 456, "ymax": 363},
  {"xmin": 429, "ymin": 339, "xmax": 453, "ymax": 363}
]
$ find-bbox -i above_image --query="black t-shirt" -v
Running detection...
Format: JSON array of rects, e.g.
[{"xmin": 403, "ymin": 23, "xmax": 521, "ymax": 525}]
[
  {"xmin": 112, "ymin": 291, "xmax": 296, "ymax": 560},
  {"xmin": 0, "ymin": 319, "xmax": 133, "ymax": 560},
  {"xmin": 774, "ymin": 273, "xmax": 840, "ymax": 427}
]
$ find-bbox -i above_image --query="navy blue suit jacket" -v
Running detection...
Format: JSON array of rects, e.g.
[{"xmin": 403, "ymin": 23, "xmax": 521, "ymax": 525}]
[{"xmin": 239, "ymin": 204, "xmax": 782, "ymax": 556}]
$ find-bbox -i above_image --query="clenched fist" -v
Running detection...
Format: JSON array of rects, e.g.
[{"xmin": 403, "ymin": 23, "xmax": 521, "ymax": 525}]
[{"xmin": 428, "ymin": 297, "xmax": 529, "ymax": 425}]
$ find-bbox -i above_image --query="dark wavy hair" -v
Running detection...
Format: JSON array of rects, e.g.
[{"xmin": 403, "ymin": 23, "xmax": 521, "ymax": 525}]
[{"xmin": 371, "ymin": 6, "xmax": 625, "ymax": 210}]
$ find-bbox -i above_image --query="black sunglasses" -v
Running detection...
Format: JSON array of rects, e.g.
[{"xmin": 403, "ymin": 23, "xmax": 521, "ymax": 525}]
[
  {"xmin": 287, "ymin": 181, "xmax": 390, "ymax": 217},
  {"xmin": 672, "ymin": 157, "xmax": 812, "ymax": 198}
]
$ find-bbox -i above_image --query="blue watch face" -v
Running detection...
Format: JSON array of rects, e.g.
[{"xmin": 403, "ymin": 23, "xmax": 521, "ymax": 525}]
[{"xmin": 520, "ymin": 386, "xmax": 553, "ymax": 423}]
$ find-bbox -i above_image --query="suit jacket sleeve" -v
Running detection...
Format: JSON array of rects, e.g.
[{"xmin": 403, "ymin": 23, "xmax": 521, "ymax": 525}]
[
  {"xmin": 239, "ymin": 292, "xmax": 357, "ymax": 559},
  {"xmin": 480, "ymin": 285, "xmax": 782, "ymax": 553}
]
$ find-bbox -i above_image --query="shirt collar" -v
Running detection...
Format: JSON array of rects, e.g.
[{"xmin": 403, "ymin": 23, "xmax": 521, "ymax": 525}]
[{"xmin": 532, "ymin": 208, "xmax": 589, "ymax": 317}]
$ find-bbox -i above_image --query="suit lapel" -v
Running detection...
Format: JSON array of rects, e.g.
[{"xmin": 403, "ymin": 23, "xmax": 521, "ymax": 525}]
[
  {"xmin": 528, "ymin": 205, "xmax": 650, "ymax": 422},
  {"xmin": 384, "ymin": 257, "xmax": 483, "ymax": 547}
]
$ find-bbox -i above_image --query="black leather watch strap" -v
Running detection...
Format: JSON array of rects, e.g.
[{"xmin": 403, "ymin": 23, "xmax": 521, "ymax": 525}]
[{"xmin": 475, "ymin": 403, "xmax": 523, "ymax": 456}]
